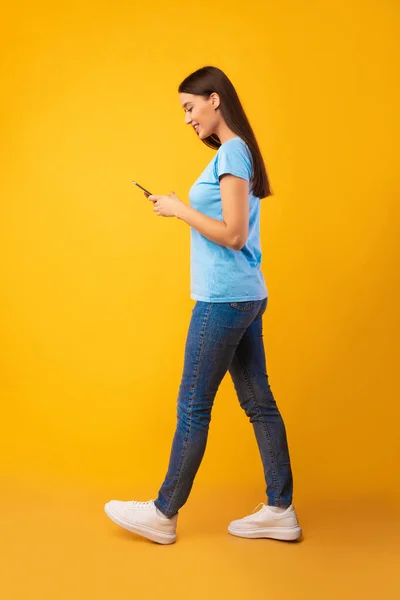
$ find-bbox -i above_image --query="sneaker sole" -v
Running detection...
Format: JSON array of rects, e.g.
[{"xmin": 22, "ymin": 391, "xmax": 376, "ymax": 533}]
[
  {"xmin": 228, "ymin": 524, "xmax": 302, "ymax": 541},
  {"xmin": 104, "ymin": 504, "xmax": 177, "ymax": 545}
]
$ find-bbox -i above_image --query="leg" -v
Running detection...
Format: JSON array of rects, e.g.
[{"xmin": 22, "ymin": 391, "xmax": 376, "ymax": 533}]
[
  {"xmin": 154, "ymin": 300, "xmax": 263, "ymax": 518},
  {"xmin": 228, "ymin": 299, "xmax": 294, "ymax": 507}
]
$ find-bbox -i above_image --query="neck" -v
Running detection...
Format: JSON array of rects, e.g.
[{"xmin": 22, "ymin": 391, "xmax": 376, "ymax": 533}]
[{"xmin": 214, "ymin": 122, "xmax": 238, "ymax": 144}]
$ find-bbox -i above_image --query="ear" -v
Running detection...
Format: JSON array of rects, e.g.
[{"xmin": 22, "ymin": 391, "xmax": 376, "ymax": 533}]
[{"xmin": 210, "ymin": 92, "xmax": 220, "ymax": 110}]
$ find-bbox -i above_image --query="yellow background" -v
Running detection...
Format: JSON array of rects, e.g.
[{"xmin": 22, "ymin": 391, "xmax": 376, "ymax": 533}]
[{"xmin": 1, "ymin": 1, "xmax": 399, "ymax": 598}]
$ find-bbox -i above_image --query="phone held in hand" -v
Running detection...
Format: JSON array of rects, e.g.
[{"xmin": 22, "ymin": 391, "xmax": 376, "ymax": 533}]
[{"xmin": 132, "ymin": 181, "xmax": 152, "ymax": 196}]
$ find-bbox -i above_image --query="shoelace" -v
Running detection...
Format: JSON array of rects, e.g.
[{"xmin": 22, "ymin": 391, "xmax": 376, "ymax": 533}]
[
  {"xmin": 130, "ymin": 500, "xmax": 154, "ymax": 508},
  {"xmin": 252, "ymin": 502, "xmax": 266, "ymax": 514}
]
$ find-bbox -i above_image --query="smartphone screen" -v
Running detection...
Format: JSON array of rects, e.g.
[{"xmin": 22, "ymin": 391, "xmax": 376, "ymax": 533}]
[{"xmin": 132, "ymin": 181, "xmax": 152, "ymax": 196}]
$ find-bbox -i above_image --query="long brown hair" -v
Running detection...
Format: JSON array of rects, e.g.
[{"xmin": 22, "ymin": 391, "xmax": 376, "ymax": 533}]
[{"xmin": 178, "ymin": 66, "xmax": 272, "ymax": 199}]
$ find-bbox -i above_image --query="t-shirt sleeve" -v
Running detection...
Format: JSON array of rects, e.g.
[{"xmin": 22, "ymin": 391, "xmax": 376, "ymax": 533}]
[{"xmin": 215, "ymin": 138, "xmax": 252, "ymax": 182}]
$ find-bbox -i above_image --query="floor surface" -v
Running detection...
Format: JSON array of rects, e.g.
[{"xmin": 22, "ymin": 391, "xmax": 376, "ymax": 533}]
[{"xmin": 1, "ymin": 477, "xmax": 398, "ymax": 599}]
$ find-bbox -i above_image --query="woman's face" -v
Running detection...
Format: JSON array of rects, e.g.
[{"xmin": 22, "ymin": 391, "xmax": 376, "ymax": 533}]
[{"xmin": 179, "ymin": 92, "xmax": 220, "ymax": 139}]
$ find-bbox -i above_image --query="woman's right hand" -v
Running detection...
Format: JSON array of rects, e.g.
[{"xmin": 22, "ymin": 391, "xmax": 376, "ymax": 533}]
[{"xmin": 144, "ymin": 191, "xmax": 156, "ymax": 204}]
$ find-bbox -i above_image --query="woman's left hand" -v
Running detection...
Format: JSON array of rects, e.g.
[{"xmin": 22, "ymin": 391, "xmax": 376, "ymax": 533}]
[{"xmin": 148, "ymin": 191, "xmax": 184, "ymax": 218}]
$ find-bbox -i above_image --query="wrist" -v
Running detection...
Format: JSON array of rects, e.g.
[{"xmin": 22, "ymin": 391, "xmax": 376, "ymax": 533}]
[{"xmin": 175, "ymin": 201, "xmax": 187, "ymax": 220}]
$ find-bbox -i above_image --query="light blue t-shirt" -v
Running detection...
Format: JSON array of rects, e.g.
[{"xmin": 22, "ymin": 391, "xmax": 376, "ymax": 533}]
[{"xmin": 188, "ymin": 136, "xmax": 268, "ymax": 302}]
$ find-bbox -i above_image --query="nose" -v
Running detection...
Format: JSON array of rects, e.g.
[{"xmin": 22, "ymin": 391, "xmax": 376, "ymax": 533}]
[{"xmin": 185, "ymin": 112, "xmax": 192, "ymax": 125}]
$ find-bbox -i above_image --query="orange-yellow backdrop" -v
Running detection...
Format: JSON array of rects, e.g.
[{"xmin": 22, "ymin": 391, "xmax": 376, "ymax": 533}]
[{"xmin": 1, "ymin": 0, "xmax": 399, "ymax": 505}]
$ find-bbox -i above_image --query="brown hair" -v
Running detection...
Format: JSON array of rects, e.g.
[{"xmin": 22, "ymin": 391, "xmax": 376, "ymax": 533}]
[{"xmin": 178, "ymin": 66, "xmax": 272, "ymax": 199}]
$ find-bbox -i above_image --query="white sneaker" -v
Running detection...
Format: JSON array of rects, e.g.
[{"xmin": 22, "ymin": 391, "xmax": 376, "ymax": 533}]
[
  {"xmin": 104, "ymin": 499, "xmax": 177, "ymax": 544},
  {"xmin": 228, "ymin": 502, "xmax": 302, "ymax": 541}
]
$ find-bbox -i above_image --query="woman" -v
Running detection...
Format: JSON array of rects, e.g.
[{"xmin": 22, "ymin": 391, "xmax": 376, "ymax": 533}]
[{"xmin": 104, "ymin": 66, "xmax": 302, "ymax": 544}]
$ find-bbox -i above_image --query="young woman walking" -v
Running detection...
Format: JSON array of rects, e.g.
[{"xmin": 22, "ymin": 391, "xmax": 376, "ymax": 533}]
[{"xmin": 104, "ymin": 66, "xmax": 302, "ymax": 544}]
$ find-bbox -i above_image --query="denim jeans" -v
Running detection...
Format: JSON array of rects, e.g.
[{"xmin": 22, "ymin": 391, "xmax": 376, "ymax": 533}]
[{"xmin": 154, "ymin": 298, "xmax": 294, "ymax": 518}]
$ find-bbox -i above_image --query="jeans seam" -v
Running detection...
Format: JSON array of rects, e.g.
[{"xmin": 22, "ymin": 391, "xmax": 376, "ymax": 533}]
[
  {"xmin": 235, "ymin": 352, "xmax": 280, "ymax": 499},
  {"xmin": 165, "ymin": 302, "xmax": 213, "ymax": 515}
]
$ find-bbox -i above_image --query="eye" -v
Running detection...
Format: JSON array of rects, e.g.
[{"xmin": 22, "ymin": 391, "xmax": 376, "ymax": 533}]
[{"xmin": 186, "ymin": 107, "xmax": 193, "ymax": 113}]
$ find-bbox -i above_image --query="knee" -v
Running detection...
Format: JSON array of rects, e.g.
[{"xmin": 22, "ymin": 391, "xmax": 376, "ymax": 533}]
[
  {"xmin": 177, "ymin": 401, "xmax": 212, "ymax": 431},
  {"xmin": 239, "ymin": 394, "xmax": 277, "ymax": 420}
]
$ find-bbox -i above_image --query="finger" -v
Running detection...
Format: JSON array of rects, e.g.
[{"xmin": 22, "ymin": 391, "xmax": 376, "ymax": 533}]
[{"xmin": 148, "ymin": 195, "xmax": 157, "ymax": 201}]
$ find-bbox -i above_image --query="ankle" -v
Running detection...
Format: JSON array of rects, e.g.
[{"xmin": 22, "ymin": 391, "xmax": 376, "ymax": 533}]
[{"xmin": 156, "ymin": 507, "xmax": 171, "ymax": 519}]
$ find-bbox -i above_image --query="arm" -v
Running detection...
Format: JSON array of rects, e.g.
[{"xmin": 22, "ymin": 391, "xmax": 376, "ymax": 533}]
[{"xmin": 175, "ymin": 174, "xmax": 249, "ymax": 251}]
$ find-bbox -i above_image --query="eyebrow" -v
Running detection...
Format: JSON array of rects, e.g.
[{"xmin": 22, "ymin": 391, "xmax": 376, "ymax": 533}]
[{"xmin": 182, "ymin": 102, "xmax": 193, "ymax": 109}]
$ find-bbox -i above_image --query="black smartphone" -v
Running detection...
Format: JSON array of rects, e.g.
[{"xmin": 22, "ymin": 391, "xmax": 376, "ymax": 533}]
[{"xmin": 132, "ymin": 181, "xmax": 152, "ymax": 196}]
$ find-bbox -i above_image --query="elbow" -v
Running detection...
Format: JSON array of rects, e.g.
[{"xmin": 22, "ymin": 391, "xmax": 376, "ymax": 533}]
[{"xmin": 230, "ymin": 236, "xmax": 246, "ymax": 251}]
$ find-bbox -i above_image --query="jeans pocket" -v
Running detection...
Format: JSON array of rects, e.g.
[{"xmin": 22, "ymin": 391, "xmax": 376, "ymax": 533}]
[{"xmin": 229, "ymin": 300, "xmax": 258, "ymax": 312}]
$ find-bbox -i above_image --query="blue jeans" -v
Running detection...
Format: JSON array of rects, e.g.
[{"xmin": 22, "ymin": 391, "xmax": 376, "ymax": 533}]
[{"xmin": 154, "ymin": 298, "xmax": 294, "ymax": 518}]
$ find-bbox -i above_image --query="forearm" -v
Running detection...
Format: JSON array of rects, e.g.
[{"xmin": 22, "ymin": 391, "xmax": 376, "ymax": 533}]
[{"xmin": 175, "ymin": 202, "xmax": 239, "ymax": 249}]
